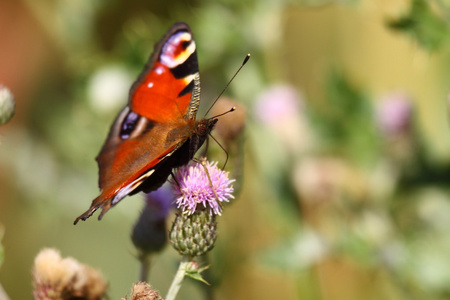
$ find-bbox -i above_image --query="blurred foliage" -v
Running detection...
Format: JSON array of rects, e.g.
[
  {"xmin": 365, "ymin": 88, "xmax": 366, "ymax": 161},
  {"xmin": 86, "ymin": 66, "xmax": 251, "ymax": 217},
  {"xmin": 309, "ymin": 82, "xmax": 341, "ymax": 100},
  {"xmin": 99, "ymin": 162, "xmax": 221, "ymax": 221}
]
[
  {"xmin": 387, "ymin": 0, "xmax": 450, "ymax": 51},
  {"xmin": 2, "ymin": 0, "xmax": 450, "ymax": 300},
  {"xmin": 310, "ymin": 69, "xmax": 379, "ymax": 164}
]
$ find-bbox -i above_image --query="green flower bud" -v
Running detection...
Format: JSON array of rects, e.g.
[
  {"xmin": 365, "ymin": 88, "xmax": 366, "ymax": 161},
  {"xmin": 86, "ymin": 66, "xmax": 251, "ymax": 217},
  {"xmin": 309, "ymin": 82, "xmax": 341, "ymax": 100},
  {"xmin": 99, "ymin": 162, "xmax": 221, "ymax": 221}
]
[{"xmin": 169, "ymin": 211, "xmax": 217, "ymax": 257}]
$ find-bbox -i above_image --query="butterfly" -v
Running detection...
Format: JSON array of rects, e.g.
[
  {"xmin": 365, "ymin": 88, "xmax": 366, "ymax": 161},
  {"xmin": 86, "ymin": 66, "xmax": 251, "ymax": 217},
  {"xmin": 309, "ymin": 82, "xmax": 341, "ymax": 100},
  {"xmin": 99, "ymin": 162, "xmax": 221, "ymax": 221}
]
[{"xmin": 74, "ymin": 22, "xmax": 218, "ymax": 224}]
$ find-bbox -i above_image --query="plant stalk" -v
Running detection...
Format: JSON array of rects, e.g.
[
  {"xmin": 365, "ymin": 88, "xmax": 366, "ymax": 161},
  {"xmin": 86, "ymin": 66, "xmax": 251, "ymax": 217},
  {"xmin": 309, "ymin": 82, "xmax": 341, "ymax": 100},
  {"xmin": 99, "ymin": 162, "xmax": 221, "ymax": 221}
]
[{"xmin": 166, "ymin": 256, "xmax": 190, "ymax": 300}]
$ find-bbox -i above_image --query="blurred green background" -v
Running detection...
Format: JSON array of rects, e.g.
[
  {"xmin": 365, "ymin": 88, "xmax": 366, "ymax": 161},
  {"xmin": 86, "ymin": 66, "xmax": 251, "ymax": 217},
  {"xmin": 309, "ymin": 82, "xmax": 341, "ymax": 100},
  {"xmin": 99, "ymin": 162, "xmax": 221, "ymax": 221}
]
[{"xmin": 2, "ymin": 0, "xmax": 450, "ymax": 299}]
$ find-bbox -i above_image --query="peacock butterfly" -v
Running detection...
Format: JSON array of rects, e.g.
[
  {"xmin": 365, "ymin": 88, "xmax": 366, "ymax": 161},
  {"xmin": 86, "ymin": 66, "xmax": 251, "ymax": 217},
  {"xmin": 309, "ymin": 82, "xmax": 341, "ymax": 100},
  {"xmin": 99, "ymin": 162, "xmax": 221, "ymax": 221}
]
[{"xmin": 74, "ymin": 22, "xmax": 217, "ymax": 224}]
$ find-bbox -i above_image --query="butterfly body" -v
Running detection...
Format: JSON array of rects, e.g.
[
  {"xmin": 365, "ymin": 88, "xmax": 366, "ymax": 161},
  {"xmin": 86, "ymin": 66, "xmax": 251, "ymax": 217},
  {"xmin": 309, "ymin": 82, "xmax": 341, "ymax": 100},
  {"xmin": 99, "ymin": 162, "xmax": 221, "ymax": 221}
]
[{"xmin": 74, "ymin": 23, "xmax": 216, "ymax": 224}]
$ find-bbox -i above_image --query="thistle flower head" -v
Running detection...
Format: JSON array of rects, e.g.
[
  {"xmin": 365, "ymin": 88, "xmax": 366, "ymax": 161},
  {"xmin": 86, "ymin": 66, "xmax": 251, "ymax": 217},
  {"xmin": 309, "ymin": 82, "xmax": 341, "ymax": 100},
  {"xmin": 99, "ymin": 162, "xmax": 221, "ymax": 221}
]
[
  {"xmin": 171, "ymin": 161, "xmax": 235, "ymax": 216},
  {"xmin": 122, "ymin": 282, "xmax": 162, "ymax": 300},
  {"xmin": 32, "ymin": 248, "xmax": 107, "ymax": 300}
]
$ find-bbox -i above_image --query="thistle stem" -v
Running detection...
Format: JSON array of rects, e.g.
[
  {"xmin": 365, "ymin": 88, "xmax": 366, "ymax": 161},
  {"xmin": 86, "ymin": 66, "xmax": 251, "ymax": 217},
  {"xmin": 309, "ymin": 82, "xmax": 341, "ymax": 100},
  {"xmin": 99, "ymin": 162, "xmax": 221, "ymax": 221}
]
[
  {"xmin": 166, "ymin": 256, "xmax": 190, "ymax": 300},
  {"xmin": 138, "ymin": 253, "xmax": 151, "ymax": 282}
]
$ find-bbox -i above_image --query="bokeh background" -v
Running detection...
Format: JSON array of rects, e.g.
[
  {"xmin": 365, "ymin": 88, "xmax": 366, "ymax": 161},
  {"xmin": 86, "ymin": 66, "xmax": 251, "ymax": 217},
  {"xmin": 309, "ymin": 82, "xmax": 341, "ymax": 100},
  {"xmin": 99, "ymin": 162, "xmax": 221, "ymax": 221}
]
[{"xmin": 2, "ymin": 0, "xmax": 450, "ymax": 299}]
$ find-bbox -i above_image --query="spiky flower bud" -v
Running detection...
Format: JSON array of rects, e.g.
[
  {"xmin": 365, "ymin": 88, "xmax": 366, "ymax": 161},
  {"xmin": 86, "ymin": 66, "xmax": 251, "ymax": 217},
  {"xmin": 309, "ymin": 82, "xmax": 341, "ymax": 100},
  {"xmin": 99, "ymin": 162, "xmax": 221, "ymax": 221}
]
[{"xmin": 169, "ymin": 211, "xmax": 217, "ymax": 257}]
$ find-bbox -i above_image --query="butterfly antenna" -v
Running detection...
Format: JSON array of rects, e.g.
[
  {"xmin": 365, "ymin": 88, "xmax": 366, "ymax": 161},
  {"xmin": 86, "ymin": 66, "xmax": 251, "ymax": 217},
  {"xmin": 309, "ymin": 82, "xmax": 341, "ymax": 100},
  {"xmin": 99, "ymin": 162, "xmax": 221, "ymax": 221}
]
[
  {"xmin": 209, "ymin": 106, "xmax": 236, "ymax": 119},
  {"xmin": 208, "ymin": 133, "xmax": 230, "ymax": 169},
  {"xmin": 204, "ymin": 53, "xmax": 251, "ymax": 117}
]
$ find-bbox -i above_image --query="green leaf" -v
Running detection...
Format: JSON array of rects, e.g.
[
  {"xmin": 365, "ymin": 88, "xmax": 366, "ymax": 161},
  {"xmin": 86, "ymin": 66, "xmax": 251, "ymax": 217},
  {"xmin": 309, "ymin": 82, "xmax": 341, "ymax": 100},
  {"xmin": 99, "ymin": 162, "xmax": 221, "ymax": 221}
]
[{"xmin": 185, "ymin": 265, "xmax": 211, "ymax": 285}]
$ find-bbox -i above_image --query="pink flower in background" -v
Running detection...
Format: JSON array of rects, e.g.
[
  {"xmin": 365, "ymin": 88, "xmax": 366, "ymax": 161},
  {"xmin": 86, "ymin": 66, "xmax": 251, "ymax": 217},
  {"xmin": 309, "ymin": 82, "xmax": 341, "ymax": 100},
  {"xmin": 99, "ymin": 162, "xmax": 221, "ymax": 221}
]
[
  {"xmin": 255, "ymin": 85, "xmax": 302, "ymax": 125},
  {"xmin": 375, "ymin": 92, "xmax": 417, "ymax": 170},
  {"xmin": 376, "ymin": 93, "xmax": 413, "ymax": 137},
  {"xmin": 254, "ymin": 85, "xmax": 313, "ymax": 155}
]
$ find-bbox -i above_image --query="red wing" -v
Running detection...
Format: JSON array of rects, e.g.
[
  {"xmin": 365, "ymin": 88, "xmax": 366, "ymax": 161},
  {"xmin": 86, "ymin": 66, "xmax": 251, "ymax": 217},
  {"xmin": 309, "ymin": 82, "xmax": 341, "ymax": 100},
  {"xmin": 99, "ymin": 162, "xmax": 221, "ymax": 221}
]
[
  {"xmin": 74, "ymin": 109, "xmax": 193, "ymax": 224},
  {"xmin": 96, "ymin": 111, "xmax": 192, "ymax": 195},
  {"xmin": 130, "ymin": 22, "xmax": 201, "ymax": 122}
]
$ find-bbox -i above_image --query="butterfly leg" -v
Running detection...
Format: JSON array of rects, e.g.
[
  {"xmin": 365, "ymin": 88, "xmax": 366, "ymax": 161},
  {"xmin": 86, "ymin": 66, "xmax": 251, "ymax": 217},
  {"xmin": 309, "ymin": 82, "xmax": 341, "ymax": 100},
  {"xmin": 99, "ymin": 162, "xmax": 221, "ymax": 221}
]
[
  {"xmin": 170, "ymin": 170, "xmax": 187, "ymax": 202},
  {"xmin": 193, "ymin": 157, "xmax": 224, "ymax": 210},
  {"xmin": 171, "ymin": 170, "xmax": 181, "ymax": 189}
]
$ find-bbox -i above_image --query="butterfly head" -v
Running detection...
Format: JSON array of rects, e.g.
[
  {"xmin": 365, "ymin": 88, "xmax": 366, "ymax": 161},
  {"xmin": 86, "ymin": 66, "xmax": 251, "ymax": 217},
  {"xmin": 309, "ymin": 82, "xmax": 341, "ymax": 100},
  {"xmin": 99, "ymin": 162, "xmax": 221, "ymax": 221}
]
[{"xmin": 194, "ymin": 118, "xmax": 218, "ymax": 136}]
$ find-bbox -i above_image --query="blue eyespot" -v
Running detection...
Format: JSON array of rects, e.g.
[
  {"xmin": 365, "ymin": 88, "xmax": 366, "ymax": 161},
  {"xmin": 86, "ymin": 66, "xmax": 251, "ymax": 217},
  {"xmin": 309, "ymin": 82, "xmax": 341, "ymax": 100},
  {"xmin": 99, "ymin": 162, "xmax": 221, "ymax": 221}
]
[{"xmin": 120, "ymin": 111, "xmax": 140, "ymax": 139}]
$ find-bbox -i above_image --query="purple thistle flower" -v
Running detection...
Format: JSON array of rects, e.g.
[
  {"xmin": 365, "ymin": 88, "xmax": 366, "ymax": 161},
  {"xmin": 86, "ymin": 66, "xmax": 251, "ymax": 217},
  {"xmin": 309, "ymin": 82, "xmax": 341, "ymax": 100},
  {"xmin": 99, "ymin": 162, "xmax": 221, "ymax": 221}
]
[
  {"xmin": 144, "ymin": 184, "xmax": 175, "ymax": 220},
  {"xmin": 171, "ymin": 161, "xmax": 235, "ymax": 216}
]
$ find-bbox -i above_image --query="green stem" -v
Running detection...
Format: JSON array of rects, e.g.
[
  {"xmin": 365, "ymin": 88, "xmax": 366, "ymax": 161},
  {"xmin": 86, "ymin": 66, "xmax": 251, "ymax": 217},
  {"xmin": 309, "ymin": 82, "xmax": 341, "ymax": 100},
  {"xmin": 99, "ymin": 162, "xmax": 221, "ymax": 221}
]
[
  {"xmin": 139, "ymin": 253, "xmax": 151, "ymax": 282},
  {"xmin": 166, "ymin": 256, "xmax": 190, "ymax": 300}
]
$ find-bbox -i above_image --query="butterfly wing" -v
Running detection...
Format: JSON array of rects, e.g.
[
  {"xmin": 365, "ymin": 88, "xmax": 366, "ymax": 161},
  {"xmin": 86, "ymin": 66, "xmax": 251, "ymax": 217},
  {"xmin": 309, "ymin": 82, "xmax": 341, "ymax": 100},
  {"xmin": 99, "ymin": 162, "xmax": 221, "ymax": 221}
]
[
  {"xmin": 75, "ymin": 23, "xmax": 201, "ymax": 223},
  {"xmin": 130, "ymin": 22, "xmax": 201, "ymax": 122}
]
